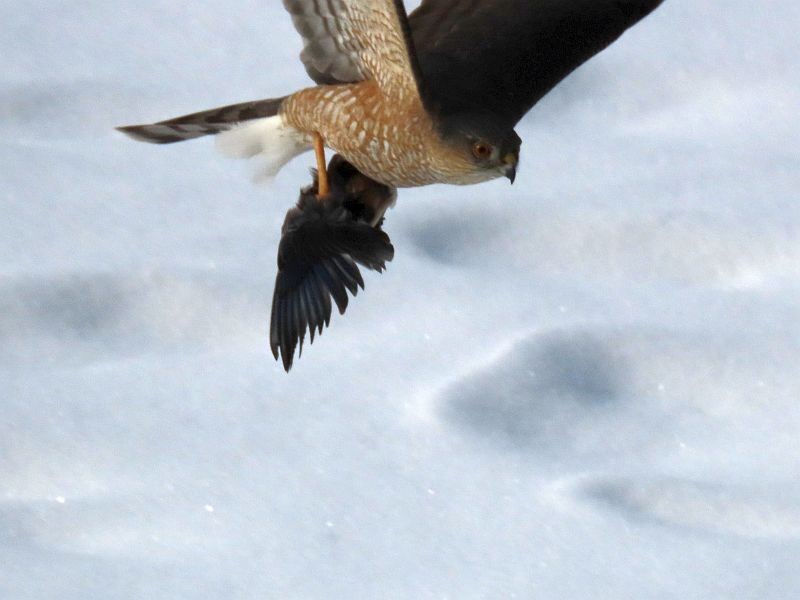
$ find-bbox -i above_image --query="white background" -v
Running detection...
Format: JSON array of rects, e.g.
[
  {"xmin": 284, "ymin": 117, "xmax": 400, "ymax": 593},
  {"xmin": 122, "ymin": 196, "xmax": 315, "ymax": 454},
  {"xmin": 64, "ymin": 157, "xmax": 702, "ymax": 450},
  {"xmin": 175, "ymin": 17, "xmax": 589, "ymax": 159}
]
[{"xmin": 2, "ymin": 1, "xmax": 799, "ymax": 598}]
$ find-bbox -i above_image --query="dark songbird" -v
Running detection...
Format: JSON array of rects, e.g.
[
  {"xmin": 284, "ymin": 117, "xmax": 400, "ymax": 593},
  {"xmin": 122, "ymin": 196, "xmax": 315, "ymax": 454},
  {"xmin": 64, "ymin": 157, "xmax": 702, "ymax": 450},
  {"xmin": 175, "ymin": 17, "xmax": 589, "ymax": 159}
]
[{"xmin": 271, "ymin": 156, "xmax": 396, "ymax": 371}]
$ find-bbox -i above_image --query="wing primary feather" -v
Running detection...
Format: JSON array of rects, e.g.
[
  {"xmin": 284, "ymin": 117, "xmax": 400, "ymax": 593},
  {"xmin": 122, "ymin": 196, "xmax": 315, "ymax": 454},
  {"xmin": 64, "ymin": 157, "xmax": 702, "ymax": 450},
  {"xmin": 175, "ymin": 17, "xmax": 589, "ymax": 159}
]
[
  {"xmin": 318, "ymin": 260, "xmax": 349, "ymax": 314},
  {"xmin": 315, "ymin": 271, "xmax": 333, "ymax": 328},
  {"xmin": 304, "ymin": 284, "xmax": 315, "ymax": 335},
  {"xmin": 300, "ymin": 281, "xmax": 318, "ymax": 344},
  {"xmin": 269, "ymin": 283, "xmax": 282, "ymax": 361},
  {"xmin": 329, "ymin": 255, "xmax": 360, "ymax": 296},
  {"xmin": 278, "ymin": 296, "xmax": 290, "ymax": 371},
  {"xmin": 308, "ymin": 275, "xmax": 327, "ymax": 336},
  {"xmin": 283, "ymin": 297, "xmax": 298, "ymax": 371},
  {"xmin": 295, "ymin": 290, "xmax": 306, "ymax": 357}
]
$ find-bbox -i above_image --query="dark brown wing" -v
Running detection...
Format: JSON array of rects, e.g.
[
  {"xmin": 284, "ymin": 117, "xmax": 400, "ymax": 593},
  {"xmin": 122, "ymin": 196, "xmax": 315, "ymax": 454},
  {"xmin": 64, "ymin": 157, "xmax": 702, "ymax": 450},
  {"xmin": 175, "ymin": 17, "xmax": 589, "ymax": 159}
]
[
  {"xmin": 409, "ymin": 0, "xmax": 664, "ymax": 128},
  {"xmin": 270, "ymin": 158, "xmax": 396, "ymax": 372}
]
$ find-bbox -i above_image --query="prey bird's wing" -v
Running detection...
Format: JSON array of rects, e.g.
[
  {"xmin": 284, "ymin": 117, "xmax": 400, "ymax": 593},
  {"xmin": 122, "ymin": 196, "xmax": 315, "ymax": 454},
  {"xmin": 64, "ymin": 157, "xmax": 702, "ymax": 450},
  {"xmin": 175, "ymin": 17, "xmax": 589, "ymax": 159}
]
[
  {"xmin": 271, "ymin": 195, "xmax": 394, "ymax": 372},
  {"xmin": 408, "ymin": 0, "xmax": 664, "ymax": 129},
  {"xmin": 270, "ymin": 156, "xmax": 396, "ymax": 372},
  {"xmin": 283, "ymin": 0, "xmax": 424, "ymax": 99}
]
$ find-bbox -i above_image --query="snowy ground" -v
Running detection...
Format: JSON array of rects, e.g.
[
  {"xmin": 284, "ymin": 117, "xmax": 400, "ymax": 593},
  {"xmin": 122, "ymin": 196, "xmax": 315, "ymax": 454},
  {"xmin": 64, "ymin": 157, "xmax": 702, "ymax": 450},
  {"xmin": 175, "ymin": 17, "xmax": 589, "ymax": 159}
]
[{"xmin": 2, "ymin": 1, "xmax": 800, "ymax": 598}]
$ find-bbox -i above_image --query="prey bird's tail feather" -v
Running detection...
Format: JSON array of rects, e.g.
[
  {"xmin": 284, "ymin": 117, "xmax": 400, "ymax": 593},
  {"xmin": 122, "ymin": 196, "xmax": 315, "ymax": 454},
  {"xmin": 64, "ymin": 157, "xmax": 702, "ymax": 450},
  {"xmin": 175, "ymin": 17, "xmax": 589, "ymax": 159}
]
[{"xmin": 116, "ymin": 96, "xmax": 287, "ymax": 144}]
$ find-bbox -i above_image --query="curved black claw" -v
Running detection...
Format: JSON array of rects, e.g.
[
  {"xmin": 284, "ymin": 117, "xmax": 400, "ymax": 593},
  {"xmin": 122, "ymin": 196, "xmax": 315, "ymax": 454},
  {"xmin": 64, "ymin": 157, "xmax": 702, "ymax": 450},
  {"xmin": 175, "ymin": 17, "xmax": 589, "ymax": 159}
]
[{"xmin": 270, "ymin": 156, "xmax": 396, "ymax": 372}]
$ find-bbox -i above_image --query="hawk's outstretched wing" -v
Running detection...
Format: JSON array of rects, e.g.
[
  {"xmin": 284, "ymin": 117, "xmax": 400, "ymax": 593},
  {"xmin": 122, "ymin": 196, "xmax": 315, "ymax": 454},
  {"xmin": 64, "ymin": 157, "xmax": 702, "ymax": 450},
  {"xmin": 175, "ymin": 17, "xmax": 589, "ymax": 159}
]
[
  {"xmin": 282, "ymin": 0, "xmax": 424, "ymax": 99},
  {"xmin": 408, "ymin": 0, "xmax": 664, "ymax": 129}
]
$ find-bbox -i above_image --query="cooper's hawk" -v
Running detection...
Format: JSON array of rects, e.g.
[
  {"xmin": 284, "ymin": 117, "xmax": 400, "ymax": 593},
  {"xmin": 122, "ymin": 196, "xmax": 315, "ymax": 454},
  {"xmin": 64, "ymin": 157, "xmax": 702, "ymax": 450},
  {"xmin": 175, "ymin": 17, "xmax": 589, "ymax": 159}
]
[{"xmin": 118, "ymin": 0, "xmax": 665, "ymax": 369}]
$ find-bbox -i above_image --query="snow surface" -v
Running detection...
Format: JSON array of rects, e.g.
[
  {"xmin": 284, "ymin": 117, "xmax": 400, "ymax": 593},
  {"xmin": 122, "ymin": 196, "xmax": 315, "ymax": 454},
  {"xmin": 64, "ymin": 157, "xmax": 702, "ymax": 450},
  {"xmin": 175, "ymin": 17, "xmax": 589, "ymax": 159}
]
[{"xmin": 2, "ymin": 1, "xmax": 800, "ymax": 598}]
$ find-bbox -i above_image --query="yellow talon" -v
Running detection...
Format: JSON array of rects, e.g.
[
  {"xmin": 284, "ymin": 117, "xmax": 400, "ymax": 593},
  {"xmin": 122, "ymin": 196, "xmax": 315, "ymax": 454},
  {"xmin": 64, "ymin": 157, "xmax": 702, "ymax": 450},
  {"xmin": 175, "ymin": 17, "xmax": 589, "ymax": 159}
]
[{"xmin": 313, "ymin": 132, "xmax": 329, "ymax": 198}]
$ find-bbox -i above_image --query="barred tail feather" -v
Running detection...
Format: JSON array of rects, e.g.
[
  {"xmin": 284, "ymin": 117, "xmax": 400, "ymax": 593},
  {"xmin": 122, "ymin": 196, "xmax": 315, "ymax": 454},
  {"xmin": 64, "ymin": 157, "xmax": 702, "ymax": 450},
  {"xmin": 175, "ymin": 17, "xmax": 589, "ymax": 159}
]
[{"xmin": 116, "ymin": 96, "xmax": 287, "ymax": 144}]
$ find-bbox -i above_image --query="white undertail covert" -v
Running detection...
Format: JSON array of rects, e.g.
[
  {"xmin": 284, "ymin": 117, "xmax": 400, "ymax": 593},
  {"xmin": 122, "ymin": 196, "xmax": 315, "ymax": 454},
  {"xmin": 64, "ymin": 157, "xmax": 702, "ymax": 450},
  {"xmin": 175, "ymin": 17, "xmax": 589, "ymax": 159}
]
[{"xmin": 215, "ymin": 116, "xmax": 311, "ymax": 181}]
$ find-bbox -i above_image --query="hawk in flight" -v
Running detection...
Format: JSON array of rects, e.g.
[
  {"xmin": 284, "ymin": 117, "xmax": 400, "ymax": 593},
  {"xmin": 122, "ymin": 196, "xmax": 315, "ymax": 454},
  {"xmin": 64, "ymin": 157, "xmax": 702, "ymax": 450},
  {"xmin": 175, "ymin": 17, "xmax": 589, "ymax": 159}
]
[{"xmin": 119, "ymin": 0, "xmax": 665, "ymax": 370}]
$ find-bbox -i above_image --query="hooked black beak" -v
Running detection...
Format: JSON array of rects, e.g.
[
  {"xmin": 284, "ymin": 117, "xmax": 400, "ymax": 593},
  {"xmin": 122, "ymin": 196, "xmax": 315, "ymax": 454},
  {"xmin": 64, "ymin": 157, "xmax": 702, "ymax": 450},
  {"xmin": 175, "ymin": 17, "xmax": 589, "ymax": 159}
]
[{"xmin": 502, "ymin": 153, "xmax": 518, "ymax": 184}]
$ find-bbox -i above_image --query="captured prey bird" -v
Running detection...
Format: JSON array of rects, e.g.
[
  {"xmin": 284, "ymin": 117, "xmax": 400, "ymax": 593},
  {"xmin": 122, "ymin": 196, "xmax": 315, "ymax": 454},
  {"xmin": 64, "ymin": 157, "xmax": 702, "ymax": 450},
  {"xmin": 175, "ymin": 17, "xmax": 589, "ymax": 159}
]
[
  {"xmin": 271, "ymin": 155, "xmax": 397, "ymax": 371},
  {"xmin": 118, "ymin": 0, "xmax": 665, "ymax": 370}
]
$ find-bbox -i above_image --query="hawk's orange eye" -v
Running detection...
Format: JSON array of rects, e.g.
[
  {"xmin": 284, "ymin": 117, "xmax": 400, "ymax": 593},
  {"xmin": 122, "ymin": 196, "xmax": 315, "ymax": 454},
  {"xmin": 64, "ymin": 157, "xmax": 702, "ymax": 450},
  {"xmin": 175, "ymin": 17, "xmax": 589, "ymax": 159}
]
[{"xmin": 472, "ymin": 142, "xmax": 492, "ymax": 159}]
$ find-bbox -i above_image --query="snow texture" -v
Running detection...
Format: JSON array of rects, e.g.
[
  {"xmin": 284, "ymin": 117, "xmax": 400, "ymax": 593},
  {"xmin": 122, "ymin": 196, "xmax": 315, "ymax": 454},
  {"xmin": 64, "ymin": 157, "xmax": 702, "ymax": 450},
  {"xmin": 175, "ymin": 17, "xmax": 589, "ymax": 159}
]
[{"xmin": 2, "ymin": 1, "xmax": 800, "ymax": 598}]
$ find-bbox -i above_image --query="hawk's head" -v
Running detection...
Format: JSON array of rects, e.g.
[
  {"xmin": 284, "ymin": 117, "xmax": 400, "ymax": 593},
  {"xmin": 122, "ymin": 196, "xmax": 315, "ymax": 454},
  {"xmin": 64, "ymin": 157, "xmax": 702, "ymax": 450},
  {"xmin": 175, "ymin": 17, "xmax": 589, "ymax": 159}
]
[{"xmin": 438, "ymin": 112, "xmax": 521, "ymax": 184}]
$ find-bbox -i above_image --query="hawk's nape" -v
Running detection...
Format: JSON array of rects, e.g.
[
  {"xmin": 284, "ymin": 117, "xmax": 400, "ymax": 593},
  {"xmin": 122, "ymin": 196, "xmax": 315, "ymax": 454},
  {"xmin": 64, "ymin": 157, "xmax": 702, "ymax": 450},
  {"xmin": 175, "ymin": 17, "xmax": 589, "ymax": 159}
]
[
  {"xmin": 270, "ymin": 157, "xmax": 396, "ymax": 372},
  {"xmin": 408, "ymin": 0, "xmax": 665, "ymax": 129}
]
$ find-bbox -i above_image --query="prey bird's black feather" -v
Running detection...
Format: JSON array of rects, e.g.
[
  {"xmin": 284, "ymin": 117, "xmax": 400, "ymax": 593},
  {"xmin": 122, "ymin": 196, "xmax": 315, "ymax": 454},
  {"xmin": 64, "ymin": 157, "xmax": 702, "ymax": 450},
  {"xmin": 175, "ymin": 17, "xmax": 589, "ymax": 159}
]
[{"xmin": 270, "ymin": 157, "xmax": 396, "ymax": 371}]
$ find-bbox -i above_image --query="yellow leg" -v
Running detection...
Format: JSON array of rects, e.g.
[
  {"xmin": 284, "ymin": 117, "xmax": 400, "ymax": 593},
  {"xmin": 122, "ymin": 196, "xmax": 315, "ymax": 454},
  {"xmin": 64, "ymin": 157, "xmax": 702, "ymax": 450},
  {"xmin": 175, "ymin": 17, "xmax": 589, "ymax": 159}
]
[{"xmin": 313, "ymin": 132, "xmax": 329, "ymax": 198}]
